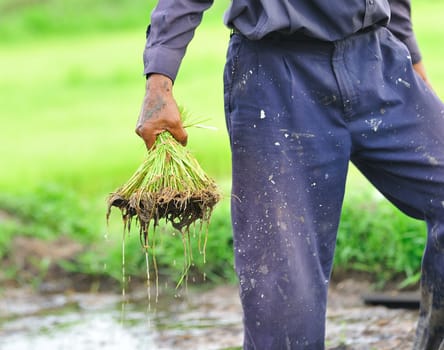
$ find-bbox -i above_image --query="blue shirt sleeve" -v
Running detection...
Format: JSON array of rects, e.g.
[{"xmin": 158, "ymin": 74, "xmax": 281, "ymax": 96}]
[
  {"xmin": 387, "ymin": 0, "xmax": 422, "ymax": 64},
  {"xmin": 143, "ymin": 0, "xmax": 214, "ymax": 81},
  {"xmin": 143, "ymin": 0, "xmax": 422, "ymax": 80}
]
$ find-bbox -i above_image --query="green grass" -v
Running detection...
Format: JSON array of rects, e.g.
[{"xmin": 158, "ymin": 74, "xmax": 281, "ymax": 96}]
[
  {"xmin": 0, "ymin": 0, "xmax": 442, "ymax": 289},
  {"xmin": 336, "ymin": 174, "xmax": 427, "ymax": 288},
  {"xmin": 0, "ymin": 0, "xmax": 153, "ymax": 43}
]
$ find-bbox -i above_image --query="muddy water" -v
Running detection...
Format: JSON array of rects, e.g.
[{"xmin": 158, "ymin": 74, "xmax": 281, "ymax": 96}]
[{"xmin": 0, "ymin": 280, "xmax": 418, "ymax": 350}]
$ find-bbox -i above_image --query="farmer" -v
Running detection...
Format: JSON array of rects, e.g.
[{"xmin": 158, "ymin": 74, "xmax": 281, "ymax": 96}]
[{"xmin": 136, "ymin": 0, "xmax": 444, "ymax": 348}]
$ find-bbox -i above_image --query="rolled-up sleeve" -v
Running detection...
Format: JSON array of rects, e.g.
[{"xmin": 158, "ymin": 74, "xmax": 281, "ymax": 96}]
[
  {"xmin": 387, "ymin": 0, "xmax": 421, "ymax": 64},
  {"xmin": 143, "ymin": 0, "xmax": 214, "ymax": 81}
]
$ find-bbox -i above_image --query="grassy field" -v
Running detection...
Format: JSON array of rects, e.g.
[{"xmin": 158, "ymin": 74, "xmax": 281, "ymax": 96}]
[{"xmin": 0, "ymin": 0, "xmax": 442, "ymax": 289}]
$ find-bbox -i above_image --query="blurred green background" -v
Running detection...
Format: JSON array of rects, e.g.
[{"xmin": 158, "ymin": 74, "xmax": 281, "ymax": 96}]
[{"xmin": 0, "ymin": 0, "xmax": 442, "ymax": 290}]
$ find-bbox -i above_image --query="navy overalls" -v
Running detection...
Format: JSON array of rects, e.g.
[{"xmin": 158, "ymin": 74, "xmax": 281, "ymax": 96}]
[{"xmin": 224, "ymin": 26, "xmax": 444, "ymax": 349}]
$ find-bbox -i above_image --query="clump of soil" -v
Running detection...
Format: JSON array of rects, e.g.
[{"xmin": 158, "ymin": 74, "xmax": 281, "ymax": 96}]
[{"xmin": 108, "ymin": 187, "xmax": 219, "ymax": 244}]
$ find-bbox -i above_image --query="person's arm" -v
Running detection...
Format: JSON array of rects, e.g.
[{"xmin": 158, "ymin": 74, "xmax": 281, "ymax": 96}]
[
  {"xmin": 387, "ymin": 0, "xmax": 431, "ymax": 87},
  {"xmin": 137, "ymin": 0, "xmax": 214, "ymax": 149}
]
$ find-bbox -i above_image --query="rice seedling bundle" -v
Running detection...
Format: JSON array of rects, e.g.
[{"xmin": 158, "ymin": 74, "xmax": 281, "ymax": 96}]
[{"xmin": 106, "ymin": 115, "xmax": 220, "ymax": 287}]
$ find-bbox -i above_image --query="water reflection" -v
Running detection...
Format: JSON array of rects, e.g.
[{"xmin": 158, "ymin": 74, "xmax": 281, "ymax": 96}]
[
  {"xmin": 0, "ymin": 282, "xmax": 418, "ymax": 349},
  {"xmin": 0, "ymin": 285, "xmax": 243, "ymax": 350}
]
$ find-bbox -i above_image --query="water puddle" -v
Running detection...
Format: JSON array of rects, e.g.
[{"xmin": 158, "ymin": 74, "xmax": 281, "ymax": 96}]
[
  {"xmin": 0, "ymin": 285, "xmax": 243, "ymax": 350},
  {"xmin": 0, "ymin": 280, "xmax": 418, "ymax": 349}
]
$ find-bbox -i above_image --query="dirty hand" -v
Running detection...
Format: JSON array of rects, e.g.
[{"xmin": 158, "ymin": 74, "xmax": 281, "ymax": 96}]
[
  {"xmin": 136, "ymin": 74, "xmax": 188, "ymax": 150},
  {"xmin": 413, "ymin": 61, "xmax": 433, "ymax": 90}
]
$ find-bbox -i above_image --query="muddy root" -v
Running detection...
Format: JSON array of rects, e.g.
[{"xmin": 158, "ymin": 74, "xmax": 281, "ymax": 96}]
[{"xmin": 107, "ymin": 188, "xmax": 220, "ymax": 246}]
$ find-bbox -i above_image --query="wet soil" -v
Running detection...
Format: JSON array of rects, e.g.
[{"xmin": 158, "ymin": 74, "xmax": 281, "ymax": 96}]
[
  {"xmin": 325, "ymin": 279, "xmax": 418, "ymax": 349},
  {"xmin": 0, "ymin": 235, "xmax": 419, "ymax": 349},
  {"xmin": 0, "ymin": 278, "xmax": 419, "ymax": 350}
]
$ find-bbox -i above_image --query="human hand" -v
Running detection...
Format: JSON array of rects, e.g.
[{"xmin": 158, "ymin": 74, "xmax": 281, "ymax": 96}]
[
  {"xmin": 136, "ymin": 74, "xmax": 188, "ymax": 149},
  {"xmin": 413, "ymin": 61, "xmax": 433, "ymax": 90}
]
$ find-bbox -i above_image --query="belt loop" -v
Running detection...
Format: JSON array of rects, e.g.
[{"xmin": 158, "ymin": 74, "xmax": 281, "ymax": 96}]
[{"xmin": 230, "ymin": 28, "xmax": 240, "ymax": 38}]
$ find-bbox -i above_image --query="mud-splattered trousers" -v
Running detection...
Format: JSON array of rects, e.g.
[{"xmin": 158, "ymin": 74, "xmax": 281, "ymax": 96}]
[{"xmin": 223, "ymin": 26, "xmax": 444, "ymax": 350}]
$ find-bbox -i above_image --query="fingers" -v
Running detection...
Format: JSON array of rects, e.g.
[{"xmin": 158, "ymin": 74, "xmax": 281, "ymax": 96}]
[
  {"xmin": 413, "ymin": 61, "xmax": 434, "ymax": 91},
  {"xmin": 136, "ymin": 120, "xmax": 188, "ymax": 149},
  {"xmin": 135, "ymin": 124, "xmax": 157, "ymax": 150},
  {"xmin": 168, "ymin": 124, "xmax": 188, "ymax": 146}
]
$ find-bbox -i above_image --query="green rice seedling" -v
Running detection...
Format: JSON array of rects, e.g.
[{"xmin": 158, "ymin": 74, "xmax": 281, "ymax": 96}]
[{"xmin": 106, "ymin": 110, "xmax": 221, "ymax": 289}]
